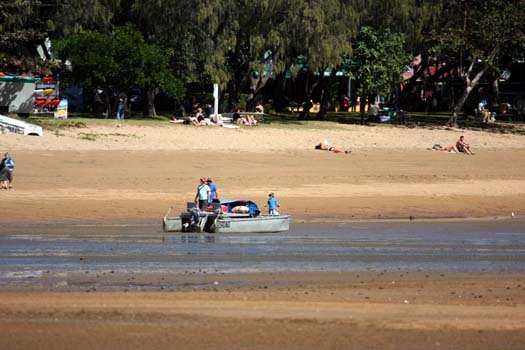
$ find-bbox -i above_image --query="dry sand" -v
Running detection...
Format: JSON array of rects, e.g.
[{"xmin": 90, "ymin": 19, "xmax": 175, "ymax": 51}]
[
  {"xmin": 1, "ymin": 121, "xmax": 525, "ymax": 349},
  {"xmin": 1, "ymin": 122, "xmax": 524, "ymax": 224}
]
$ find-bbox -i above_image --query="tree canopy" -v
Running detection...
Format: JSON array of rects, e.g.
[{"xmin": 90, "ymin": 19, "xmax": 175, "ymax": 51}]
[
  {"xmin": 55, "ymin": 26, "xmax": 182, "ymax": 116},
  {"xmin": 1, "ymin": 0, "xmax": 524, "ymax": 120},
  {"xmin": 350, "ymin": 26, "xmax": 409, "ymax": 123}
]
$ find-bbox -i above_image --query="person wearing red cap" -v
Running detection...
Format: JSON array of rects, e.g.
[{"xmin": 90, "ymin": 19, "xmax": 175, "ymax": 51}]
[{"xmin": 194, "ymin": 177, "xmax": 210, "ymax": 210}]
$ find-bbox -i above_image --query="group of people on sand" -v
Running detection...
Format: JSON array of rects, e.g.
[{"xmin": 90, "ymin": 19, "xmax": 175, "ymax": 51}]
[
  {"xmin": 194, "ymin": 177, "xmax": 280, "ymax": 215},
  {"xmin": 430, "ymin": 135, "xmax": 475, "ymax": 155},
  {"xmin": 170, "ymin": 105, "xmax": 225, "ymax": 127},
  {"xmin": 0, "ymin": 152, "xmax": 15, "ymax": 189},
  {"xmin": 171, "ymin": 100, "xmax": 264, "ymax": 127},
  {"xmin": 313, "ymin": 135, "xmax": 475, "ymax": 156},
  {"xmin": 231, "ymin": 103, "xmax": 263, "ymax": 126}
]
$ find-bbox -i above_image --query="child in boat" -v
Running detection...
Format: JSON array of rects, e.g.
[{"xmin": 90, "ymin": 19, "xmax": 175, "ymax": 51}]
[{"xmin": 267, "ymin": 192, "xmax": 280, "ymax": 215}]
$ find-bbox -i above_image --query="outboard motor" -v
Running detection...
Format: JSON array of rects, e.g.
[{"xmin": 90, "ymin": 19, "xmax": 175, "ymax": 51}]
[{"xmin": 189, "ymin": 208, "xmax": 201, "ymax": 230}]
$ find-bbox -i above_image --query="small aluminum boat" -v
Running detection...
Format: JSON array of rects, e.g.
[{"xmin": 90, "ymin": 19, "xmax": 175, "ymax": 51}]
[{"xmin": 163, "ymin": 200, "xmax": 290, "ymax": 233}]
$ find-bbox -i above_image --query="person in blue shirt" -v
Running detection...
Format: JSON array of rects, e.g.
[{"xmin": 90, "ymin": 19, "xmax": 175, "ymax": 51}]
[
  {"xmin": 116, "ymin": 95, "xmax": 127, "ymax": 119},
  {"xmin": 0, "ymin": 152, "xmax": 15, "ymax": 189},
  {"xmin": 194, "ymin": 177, "xmax": 210, "ymax": 210},
  {"xmin": 267, "ymin": 192, "xmax": 280, "ymax": 215},
  {"xmin": 207, "ymin": 178, "xmax": 219, "ymax": 205}
]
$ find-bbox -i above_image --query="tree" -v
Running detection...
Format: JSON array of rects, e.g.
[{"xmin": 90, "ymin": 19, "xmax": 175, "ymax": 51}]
[
  {"xmin": 350, "ymin": 27, "xmax": 409, "ymax": 124},
  {"xmin": 129, "ymin": 0, "xmax": 203, "ymax": 84},
  {"xmin": 48, "ymin": 0, "xmax": 119, "ymax": 36},
  {"xmin": 429, "ymin": 0, "xmax": 525, "ymax": 126},
  {"xmin": 0, "ymin": 0, "xmax": 59, "ymax": 74},
  {"xmin": 56, "ymin": 27, "xmax": 183, "ymax": 117},
  {"xmin": 285, "ymin": 0, "xmax": 361, "ymax": 119},
  {"xmin": 194, "ymin": 0, "xmax": 360, "ymax": 114}
]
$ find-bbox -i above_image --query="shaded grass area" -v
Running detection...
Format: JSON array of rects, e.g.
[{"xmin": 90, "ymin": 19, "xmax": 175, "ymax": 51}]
[
  {"xmin": 263, "ymin": 111, "xmax": 525, "ymax": 135},
  {"xmin": 7, "ymin": 111, "xmax": 525, "ymax": 135}
]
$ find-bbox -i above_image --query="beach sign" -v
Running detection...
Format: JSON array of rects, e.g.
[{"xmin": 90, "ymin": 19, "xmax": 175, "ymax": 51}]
[{"xmin": 54, "ymin": 99, "xmax": 68, "ymax": 119}]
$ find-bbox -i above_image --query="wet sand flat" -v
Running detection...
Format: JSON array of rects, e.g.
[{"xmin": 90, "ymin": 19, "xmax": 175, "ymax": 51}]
[
  {"xmin": 1, "ymin": 272, "xmax": 525, "ymax": 350},
  {"xmin": 1, "ymin": 222, "xmax": 525, "ymax": 349}
]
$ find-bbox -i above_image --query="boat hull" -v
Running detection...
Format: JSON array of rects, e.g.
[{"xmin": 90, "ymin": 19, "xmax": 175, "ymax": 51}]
[
  {"xmin": 163, "ymin": 214, "xmax": 290, "ymax": 233},
  {"xmin": 215, "ymin": 215, "xmax": 290, "ymax": 233}
]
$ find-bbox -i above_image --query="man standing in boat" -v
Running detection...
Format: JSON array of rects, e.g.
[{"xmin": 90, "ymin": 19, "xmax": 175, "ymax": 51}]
[
  {"xmin": 195, "ymin": 177, "xmax": 210, "ymax": 210},
  {"xmin": 207, "ymin": 178, "xmax": 219, "ymax": 205}
]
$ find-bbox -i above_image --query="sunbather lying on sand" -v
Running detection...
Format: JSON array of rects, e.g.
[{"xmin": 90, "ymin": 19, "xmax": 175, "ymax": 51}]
[
  {"xmin": 430, "ymin": 144, "xmax": 458, "ymax": 153},
  {"xmin": 315, "ymin": 142, "xmax": 351, "ymax": 154}
]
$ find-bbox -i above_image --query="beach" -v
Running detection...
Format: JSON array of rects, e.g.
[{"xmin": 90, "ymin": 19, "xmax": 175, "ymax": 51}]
[
  {"xmin": 1, "ymin": 121, "xmax": 525, "ymax": 349},
  {"xmin": 1, "ymin": 122, "xmax": 525, "ymax": 224}
]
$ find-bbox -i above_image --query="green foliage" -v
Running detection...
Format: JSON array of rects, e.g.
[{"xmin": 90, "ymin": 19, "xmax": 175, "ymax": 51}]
[
  {"xmin": 351, "ymin": 26, "xmax": 409, "ymax": 98},
  {"xmin": 194, "ymin": 0, "xmax": 362, "ymax": 107},
  {"xmin": 429, "ymin": 0, "xmax": 525, "ymax": 65},
  {"xmin": 129, "ymin": 0, "xmax": 202, "ymax": 83},
  {"xmin": 3, "ymin": 0, "xmax": 523, "ymax": 120},
  {"xmin": 55, "ymin": 26, "xmax": 183, "ymax": 96},
  {"xmin": 49, "ymin": 0, "xmax": 120, "ymax": 36}
]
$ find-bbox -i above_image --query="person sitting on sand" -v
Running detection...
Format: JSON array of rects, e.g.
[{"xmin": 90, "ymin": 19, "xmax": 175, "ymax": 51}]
[
  {"xmin": 210, "ymin": 114, "xmax": 224, "ymax": 126},
  {"xmin": 185, "ymin": 108, "xmax": 206, "ymax": 126},
  {"xmin": 430, "ymin": 144, "xmax": 458, "ymax": 153},
  {"xmin": 315, "ymin": 141, "xmax": 351, "ymax": 154},
  {"xmin": 232, "ymin": 108, "xmax": 257, "ymax": 126},
  {"xmin": 243, "ymin": 114, "xmax": 257, "ymax": 126},
  {"xmin": 456, "ymin": 135, "xmax": 475, "ymax": 155}
]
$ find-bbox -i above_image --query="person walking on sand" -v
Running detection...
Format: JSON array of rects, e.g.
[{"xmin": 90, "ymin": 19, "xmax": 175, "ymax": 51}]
[
  {"xmin": 0, "ymin": 152, "xmax": 15, "ymax": 189},
  {"xmin": 266, "ymin": 192, "xmax": 280, "ymax": 215},
  {"xmin": 456, "ymin": 135, "xmax": 475, "ymax": 155},
  {"xmin": 194, "ymin": 177, "xmax": 210, "ymax": 210}
]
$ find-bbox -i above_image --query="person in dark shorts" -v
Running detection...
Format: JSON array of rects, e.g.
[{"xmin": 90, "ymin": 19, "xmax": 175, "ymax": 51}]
[
  {"xmin": 207, "ymin": 178, "xmax": 219, "ymax": 205},
  {"xmin": 0, "ymin": 152, "xmax": 15, "ymax": 189},
  {"xmin": 456, "ymin": 136, "xmax": 475, "ymax": 155},
  {"xmin": 194, "ymin": 177, "xmax": 210, "ymax": 210}
]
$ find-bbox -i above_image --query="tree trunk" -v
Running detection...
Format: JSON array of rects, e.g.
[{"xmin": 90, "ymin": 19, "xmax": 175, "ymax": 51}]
[
  {"xmin": 492, "ymin": 74, "xmax": 499, "ymax": 106},
  {"xmin": 246, "ymin": 52, "xmax": 279, "ymax": 111},
  {"xmin": 299, "ymin": 99, "xmax": 313, "ymax": 120},
  {"xmin": 103, "ymin": 87, "xmax": 113, "ymax": 119},
  {"xmin": 447, "ymin": 45, "xmax": 499, "ymax": 126},
  {"xmin": 298, "ymin": 72, "xmax": 319, "ymax": 120},
  {"xmin": 316, "ymin": 68, "xmax": 337, "ymax": 120},
  {"xmin": 359, "ymin": 98, "xmax": 367, "ymax": 124},
  {"xmin": 147, "ymin": 88, "xmax": 157, "ymax": 117},
  {"xmin": 400, "ymin": 54, "xmax": 428, "ymax": 110}
]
